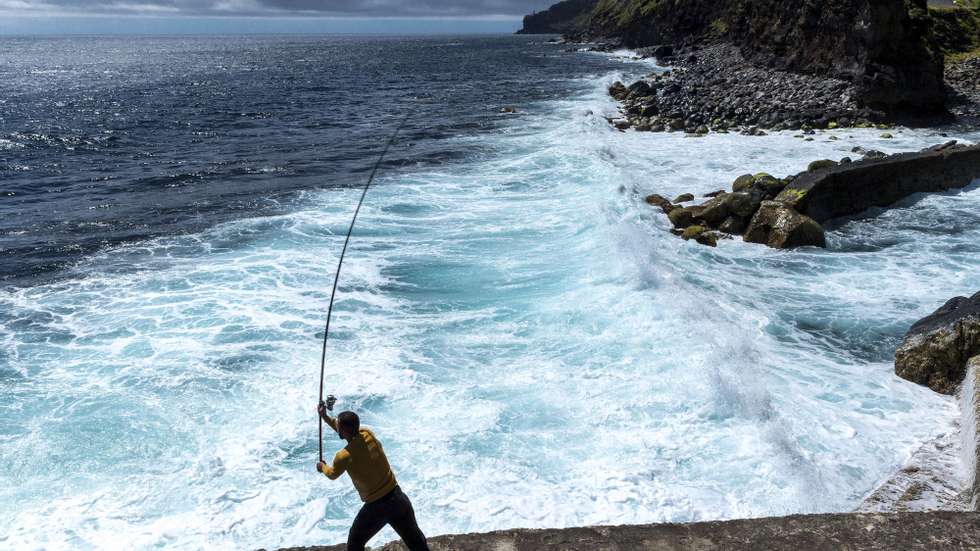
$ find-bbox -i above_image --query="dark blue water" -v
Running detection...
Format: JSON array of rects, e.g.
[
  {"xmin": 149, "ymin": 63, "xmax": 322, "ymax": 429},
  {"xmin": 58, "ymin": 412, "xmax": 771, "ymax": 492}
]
[{"xmin": 0, "ymin": 35, "xmax": 617, "ymax": 284}]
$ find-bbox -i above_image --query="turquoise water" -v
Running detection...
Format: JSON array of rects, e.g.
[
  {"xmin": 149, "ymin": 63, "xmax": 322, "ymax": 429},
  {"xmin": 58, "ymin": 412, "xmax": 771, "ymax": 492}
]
[{"xmin": 3, "ymin": 47, "xmax": 980, "ymax": 549}]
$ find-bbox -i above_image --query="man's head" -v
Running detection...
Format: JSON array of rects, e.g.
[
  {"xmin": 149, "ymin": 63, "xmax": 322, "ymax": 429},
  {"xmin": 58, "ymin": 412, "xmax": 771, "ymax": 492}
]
[{"xmin": 337, "ymin": 411, "xmax": 360, "ymax": 440}]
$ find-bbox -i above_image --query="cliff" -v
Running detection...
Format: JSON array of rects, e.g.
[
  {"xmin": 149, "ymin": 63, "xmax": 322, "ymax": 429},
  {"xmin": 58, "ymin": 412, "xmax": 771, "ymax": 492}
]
[
  {"xmin": 517, "ymin": 0, "xmax": 597, "ymax": 34},
  {"xmin": 276, "ymin": 512, "xmax": 980, "ymax": 550},
  {"xmin": 539, "ymin": 0, "xmax": 947, "ymax": 115}
]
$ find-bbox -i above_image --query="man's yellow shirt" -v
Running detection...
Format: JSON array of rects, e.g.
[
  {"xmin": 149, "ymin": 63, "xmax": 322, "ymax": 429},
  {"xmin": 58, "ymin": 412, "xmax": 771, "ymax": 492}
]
[{"xmin": 321, "ymin": 417, "xmax": 398, "ymax": 503}]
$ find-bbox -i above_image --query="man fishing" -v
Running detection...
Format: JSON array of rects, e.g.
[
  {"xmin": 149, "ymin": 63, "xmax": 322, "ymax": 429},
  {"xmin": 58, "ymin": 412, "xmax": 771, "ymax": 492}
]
[{"xmin": 316, "ymin": 397, "xmax": 430, "ymax": 551}]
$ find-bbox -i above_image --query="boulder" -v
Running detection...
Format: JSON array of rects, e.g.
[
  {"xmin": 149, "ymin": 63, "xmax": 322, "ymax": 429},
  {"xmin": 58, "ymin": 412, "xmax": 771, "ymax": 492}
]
[
  {"xmin": 732, "ymin": 174, "xmax": 755, "ymax": 192},
  {"xmin": 645, "ymin": 193, "xmax": 675, "ymax": 214},
  {"xmin": 673, "ymin": 193, "xmax": 695, "ymax": 203},
  {"xmin": 753, "ymin": 173, "xmax": 785, "ymax": 197},
  {"xmin": 743, "ymin": 201, "xmax": 826, "ymax": 248},
  {"xmin": 807, "ymin": 159, "xmax": 837, "ymax": 172},
  {"xmin": 698, "ymin": 194, "xmax": 732, "ymax": 226},
  {"xmin": 700, "ymin": 192, "xmax": 756, "ymax": 226},
  {"xmin": 719, "ymin": 215, "xmax": 748, "ymax": 234},
  {"xmin": 894, "ymin": 291, "xmax": 980, "ymax": 394},
  {"xmin": 626, "ymin": 80, "xmax": 653, "ymax": 99},
  {"xmin": 609, "ymin": 81, "xmax": 628, "ymax": 100},
  {"xmin": 696, "ymin": 231, "xmax": 720, "ymax": 247},
  {"xmin": 680, "ymin": 225, "xmax": 707, "ymax": 240},
  {"xmin": 668, "ymin": 205, "xmax": 704, "ymax": 228}
]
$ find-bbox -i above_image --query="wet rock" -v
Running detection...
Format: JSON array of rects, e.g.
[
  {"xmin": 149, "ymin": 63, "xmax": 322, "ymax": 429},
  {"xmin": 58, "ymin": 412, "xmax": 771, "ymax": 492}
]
[
  {"xmin": 698, "ymin": 194, "xmax": 732, "ymax": 226},
  {"xmin": 644, "ymin": 193, "xmax": 675, "ymax": 214},
  {"xmin": 807, "ymin": 159, "xmax": 838, "ymax": 172},
  {"xmin": 704, "ymin": 189, "xmax": 726, "ymax": 198},
  {"xmin": 719, "ymin": 215, "xmax": 748, "ymax": 234},
  {"xmin": 696, "ymin": 231, "xmax": 720, "ymax": 247},
  {"xmin": 743, "ymin": 201, "xmax": 826, "ymax": 248},
  {"xmin": 667, "ymin": 205, "xmax": 704, "ymax": 228},
  {"xmin": 894, "ymin": 291, "xmax": 980, "ymax": 394},
  {"xmin": 672, "ymin": 193, "xmax": 694, "ymax": 203},
  {"xmin": 626, "ymin": 80, "xmax": 653, "ymax": 99},
  {"xmin": 680, "ymin": 225, "xmax": 707, "ymax": 240},
  {"xmin": 732, "ymin": 174, "xmax": 755, "ymax": 192},
  {"xmin": 754, "ymin": 173, "xmax": 785, "ymax": 197},
  {"xmin": 500, "ymin": 106, "xmax": 518, "ymax": 114},
  {"xmin": 608, "ymin": 81, "xmax": 628, "ymax": 100}
]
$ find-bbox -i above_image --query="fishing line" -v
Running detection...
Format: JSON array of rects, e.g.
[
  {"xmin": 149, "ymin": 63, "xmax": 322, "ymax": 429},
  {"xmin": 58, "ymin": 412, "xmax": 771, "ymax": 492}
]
[{"xmin": 317, "ymin": 114, "xmax": 410, "ymax": 462}]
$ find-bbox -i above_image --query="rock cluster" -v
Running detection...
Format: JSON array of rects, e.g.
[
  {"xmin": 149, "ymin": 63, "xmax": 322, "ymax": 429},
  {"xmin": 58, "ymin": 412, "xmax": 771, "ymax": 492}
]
[
  {"xmin": 895, "ymin": 291, "xmax": 980, "ymax": 395},
  {"xmin": 647, "ymin": 170, "xmax": 829, "ymax": 249},
  {"xmin": 651, "ymin": 171, "xmax": 826, "ymax": 248},
  {"xmin": 607, "ymin": 44, "xmax": 887, "ymax": 134},
  {"xmin": 645, "ymin": 141, "xmax": 980, "ymax": 249}
]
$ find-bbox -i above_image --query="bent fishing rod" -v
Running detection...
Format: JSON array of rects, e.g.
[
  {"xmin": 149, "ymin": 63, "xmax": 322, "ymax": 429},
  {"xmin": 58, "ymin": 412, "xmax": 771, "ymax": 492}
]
[{"xmin": 317, "ymin": 114, "xmax": 410, "ymax": 462}]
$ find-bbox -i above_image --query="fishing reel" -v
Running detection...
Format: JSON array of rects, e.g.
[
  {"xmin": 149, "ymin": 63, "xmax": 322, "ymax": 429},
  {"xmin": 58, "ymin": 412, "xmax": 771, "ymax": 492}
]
[{"xmin": 320, "ymin": 394, "xmax": 337, "ymax": 412}]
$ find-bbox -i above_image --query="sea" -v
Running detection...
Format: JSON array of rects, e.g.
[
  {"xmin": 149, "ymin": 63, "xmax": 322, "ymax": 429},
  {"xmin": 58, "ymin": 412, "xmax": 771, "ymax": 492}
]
[{"xmin": 2, "ymin": 35, "xmax": 979, "ymax": 550}]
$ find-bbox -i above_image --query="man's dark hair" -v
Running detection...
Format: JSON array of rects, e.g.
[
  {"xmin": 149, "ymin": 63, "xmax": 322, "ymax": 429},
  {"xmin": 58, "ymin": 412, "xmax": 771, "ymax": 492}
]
[{"xmin": 338, "ymin": 411, "xmax": 360, "ymax": 434}]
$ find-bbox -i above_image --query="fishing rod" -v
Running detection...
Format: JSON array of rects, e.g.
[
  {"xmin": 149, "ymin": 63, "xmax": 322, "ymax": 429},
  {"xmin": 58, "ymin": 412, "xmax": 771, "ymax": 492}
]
[{"xmin": 317, "ymin": 114, "xmax": 410, "ymax": 462}]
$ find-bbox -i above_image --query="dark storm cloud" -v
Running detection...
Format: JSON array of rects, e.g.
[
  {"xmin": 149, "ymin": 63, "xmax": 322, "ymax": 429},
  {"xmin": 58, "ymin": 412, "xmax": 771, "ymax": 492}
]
[{"xmin": 0, "ymin": 0, "xmax": 561, "ymax": 16}]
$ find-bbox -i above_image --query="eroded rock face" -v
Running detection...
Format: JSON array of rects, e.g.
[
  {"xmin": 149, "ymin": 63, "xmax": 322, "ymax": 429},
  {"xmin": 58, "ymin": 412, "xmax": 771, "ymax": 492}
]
[
  {"xmin": 743, "ymin": 201, "xmax": 826, "ymax": 249},
  {"xmin": 895, "ymin": 291, "xmax": 980, "ymax": 394}
]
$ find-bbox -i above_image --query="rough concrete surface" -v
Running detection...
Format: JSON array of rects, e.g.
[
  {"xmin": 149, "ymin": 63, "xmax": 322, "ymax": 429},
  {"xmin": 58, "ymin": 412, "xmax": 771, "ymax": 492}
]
[{"xmin": 275, "ymin": 512, "xmax": 980, "ymax": 551}]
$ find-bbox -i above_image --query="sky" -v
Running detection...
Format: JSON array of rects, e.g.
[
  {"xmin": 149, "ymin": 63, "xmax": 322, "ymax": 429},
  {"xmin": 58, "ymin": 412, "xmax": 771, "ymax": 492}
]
[{"xmin": 0, "ymin": 0, "xmax": 561, "ymax": 34}]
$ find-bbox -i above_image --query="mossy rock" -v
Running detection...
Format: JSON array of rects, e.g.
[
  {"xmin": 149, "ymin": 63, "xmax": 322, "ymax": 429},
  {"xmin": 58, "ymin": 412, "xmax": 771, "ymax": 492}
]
[
  {"xmin": 681, "ymin": 225, "xmax": 707, "ymax": 240},
  {"xmin": 732, "ymin": 173, "xmax": 755, "ymax": 192},
  {"xmin": 668, "ymin": 206, "xmax": 701, "ymax": 228},
  {"xmin": 695, "ymin": 231, "xmax": 719, "ymax": 247},
  {"xmin": 807, "ymin": 159, "xmax": 838, "ymax": 172},
  {"xmin": 880, "ymin": 132, "xmax": 894, "ymax": 139},
  {"xmin": 827, "ymin": 121, "xmax": 839, "ymax": 129},
  {"xmin": 645, "ymin": 193, "xmax": 675, "ymax": 214},
  {"xmin": 775, "ymin": 187, "xmax": 808, "ymax": 207},
  {"xmin": 673, "ymin": 193, "xmax": 695, "ymax": 203}
]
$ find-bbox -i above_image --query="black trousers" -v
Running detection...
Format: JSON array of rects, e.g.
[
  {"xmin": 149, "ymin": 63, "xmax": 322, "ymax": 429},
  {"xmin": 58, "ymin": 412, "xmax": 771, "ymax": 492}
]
[{"xmin": 347, "ymin": 486, "xmax": 430, "ymax": 551}]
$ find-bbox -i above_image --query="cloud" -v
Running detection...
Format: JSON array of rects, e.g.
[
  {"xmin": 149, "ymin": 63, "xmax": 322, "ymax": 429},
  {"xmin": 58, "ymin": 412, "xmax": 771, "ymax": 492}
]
[{"xmin": 0, "ymin": 0, "xmax": 560, "ymax": 17}]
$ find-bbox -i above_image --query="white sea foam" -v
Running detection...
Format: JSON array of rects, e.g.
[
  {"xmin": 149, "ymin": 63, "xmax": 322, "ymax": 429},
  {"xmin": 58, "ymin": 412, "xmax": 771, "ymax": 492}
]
[{"xmin": 2, "ymin": 70, "xmax": 980, "ymax": 550}]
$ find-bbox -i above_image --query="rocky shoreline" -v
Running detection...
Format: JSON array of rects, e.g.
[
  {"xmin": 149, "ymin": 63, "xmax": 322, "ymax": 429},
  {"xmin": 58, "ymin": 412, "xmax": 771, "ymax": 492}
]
[{"xmin": 605, "ymin": 43, "xmax": 893, "ymax": 134}]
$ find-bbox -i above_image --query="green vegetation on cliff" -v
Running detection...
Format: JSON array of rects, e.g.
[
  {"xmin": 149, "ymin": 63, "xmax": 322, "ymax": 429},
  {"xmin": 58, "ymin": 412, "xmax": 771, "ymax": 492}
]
[{"xmin": 929, "ymin": 0, "xmax": 980, "ymax": 59}]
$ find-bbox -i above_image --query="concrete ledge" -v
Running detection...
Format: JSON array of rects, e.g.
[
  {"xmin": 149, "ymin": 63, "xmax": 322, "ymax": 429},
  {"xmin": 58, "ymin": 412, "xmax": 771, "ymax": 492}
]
[
  {"xmin": 783, "ymin": 143, "xmax": 980, "ymax": 224},
  {"xmin": 276, "ymin": 512, "xmax": 980, "ymax": 551}
]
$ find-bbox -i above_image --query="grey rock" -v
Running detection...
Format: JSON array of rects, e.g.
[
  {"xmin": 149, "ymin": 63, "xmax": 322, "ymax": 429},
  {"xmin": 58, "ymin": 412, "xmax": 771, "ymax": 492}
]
[
  {"xmin": 743, "ymin": 201, "xmax": 826, "ymax": 248},
  {"xmin": 894, "ymin": 291, "xmax": 980, "ymax": 394}
]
